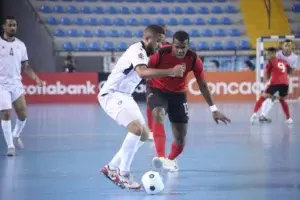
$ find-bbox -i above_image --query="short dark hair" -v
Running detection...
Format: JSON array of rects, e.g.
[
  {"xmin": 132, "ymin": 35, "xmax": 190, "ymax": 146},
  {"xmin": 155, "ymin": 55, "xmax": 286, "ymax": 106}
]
[
  {"xmin": 266, "ymin": 47, "xmax": 277, "ymax": 53},
  {"xmin": 3, "ymin": 16, "xmax": 16, "ymax": 25},
  {"xmin": 173, "ymin": 31, "xmax": 189, "ymax": 42},
  {"xmin": 144, "ymin": 25, "xmax": 165, "ymax": 35}
]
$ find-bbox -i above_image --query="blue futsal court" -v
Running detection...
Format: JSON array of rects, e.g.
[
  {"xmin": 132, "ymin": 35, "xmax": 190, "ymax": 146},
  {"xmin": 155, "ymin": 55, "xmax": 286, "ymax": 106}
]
[{"xmin": 0, "ymin": 102, "xmax": 300, "ymax": 200}]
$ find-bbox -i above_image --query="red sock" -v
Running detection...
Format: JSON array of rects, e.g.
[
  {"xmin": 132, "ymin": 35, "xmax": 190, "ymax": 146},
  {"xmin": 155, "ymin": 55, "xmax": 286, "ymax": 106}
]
[
  {"xmin": 152, "ymin": 122, "xmax": 166, "ymax": 157},
  {"xmin": 253, "ymin": 96, "xmax": 266, "ymax": 113},
  {"xmin": 279, "ymin": 99, "xmax": 290, "ymax": 119},
  {"xmin": 146, "ymin": 106, "xmax": 153, "ymax": 131},
  {"xmin": 168, "ymin": 142, "xmax": 184, "ymax": 160}
]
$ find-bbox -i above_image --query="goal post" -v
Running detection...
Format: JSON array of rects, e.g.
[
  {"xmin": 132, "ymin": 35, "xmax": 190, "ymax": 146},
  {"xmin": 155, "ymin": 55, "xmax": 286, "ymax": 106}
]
[{"xmin": 255, "ymin": 35, "xmax": 300, "ymax": 102}]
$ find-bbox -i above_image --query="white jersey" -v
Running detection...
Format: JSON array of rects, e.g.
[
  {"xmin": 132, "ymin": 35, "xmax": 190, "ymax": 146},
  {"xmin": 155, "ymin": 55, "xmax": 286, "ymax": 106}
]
[
  {"xmin": 0, "ymin": 37, "xmax": 28, "ymax": 88},
  {"xmin": 100, "ymin": 41, "xmax": 148, "ymax": 95},
  {"xmin": 276, "ymin": 50, "xmax": 298, "ymax": 68}
]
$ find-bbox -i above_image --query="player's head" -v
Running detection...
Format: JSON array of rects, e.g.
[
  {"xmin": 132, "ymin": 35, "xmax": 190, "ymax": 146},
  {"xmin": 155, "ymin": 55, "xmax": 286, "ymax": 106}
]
[
  {"xmin": 2, "ymin": 16, "xmax": 17, "ymax": 38},
  {"xmin": 172, "ymin": 31, "xmax": 189, "ymax": 59},
  {"xmin": 266, "ymin": 47, "xmax": 277, "ymax": 59},
  {"xmin": 282, "ymin": 39, "xmax": 292, "ymax": 54},
  {"xmin": 143, "ymin": 25, "xmax": 165, "ymax": 55}
]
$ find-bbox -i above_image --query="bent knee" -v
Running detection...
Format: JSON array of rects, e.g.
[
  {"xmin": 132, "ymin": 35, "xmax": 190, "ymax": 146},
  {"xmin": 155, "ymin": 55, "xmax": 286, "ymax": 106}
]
[
  {"xmin": 127, "ymin": 120, "xmax": 144, "ymax": 136},
  {"xmin": 16, "ymin": 109, "xmax": 27, "ymax": 120},
  {"xmin": 1, "ymin": 110, "xmax": 12, "ymax": 120},
  {"xmin": 152, "ymin": 107, "xmax": 165, "ymax": 123}
]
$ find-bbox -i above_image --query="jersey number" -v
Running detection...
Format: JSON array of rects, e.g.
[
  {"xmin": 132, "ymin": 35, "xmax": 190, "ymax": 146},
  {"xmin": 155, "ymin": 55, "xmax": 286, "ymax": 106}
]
[
  {"xmin": 277, "ymin": 62, "xmax": 285, "ymax": 73},
  {"xmin": 9, "ymin": 48, "xmax": 14, "ymax": 56}
]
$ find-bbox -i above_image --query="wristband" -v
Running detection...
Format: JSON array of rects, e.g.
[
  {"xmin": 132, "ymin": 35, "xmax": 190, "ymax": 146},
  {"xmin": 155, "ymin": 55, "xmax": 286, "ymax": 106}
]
[{"xmin": 210, "ymin": 105, "xmax": 218, "ymax": 112}]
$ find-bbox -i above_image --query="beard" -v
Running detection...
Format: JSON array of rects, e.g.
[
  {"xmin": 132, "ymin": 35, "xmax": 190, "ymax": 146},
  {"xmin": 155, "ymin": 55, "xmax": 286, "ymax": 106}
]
[
  {"xmin": 145, "ymin": 45, "xmax": 155, "ymax": 56},
  {"xmin": 7, "ymin": 31, "xmax": 16, "ymax": 37}
]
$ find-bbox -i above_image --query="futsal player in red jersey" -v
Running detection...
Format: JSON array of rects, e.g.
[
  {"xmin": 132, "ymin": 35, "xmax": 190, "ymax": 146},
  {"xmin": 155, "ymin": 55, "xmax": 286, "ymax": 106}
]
[
  {"xmin": 250, "ymin": 47, "xmax": 294, "ymax": 124},
  {"xmin": 147, "ymin": 31, "xmax": 231, "ymax": 172}
]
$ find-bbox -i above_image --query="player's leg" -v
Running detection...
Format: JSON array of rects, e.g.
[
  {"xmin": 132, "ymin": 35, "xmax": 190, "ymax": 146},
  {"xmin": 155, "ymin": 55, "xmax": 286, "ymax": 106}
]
[
  {"xmin": 12, "ymin": 88, "xmax": 27, "ymax": 149},
  {"xmin": 98, "ymin": 92, "xmax": 147, "ymax": 189},
  {"xmin": 278, "ymin": 85, "xmax": 293, "ymax": 124},
  {"xmin": 250, "ymin": 86, "xmax": 274, "ymax": 124},
  {"xmin": 260, "ymin": 95, "xmax": 276, "ymax": 120},
  {"xmin": 0, "ymin": 88, "xmax": 15, "ymax": 156},
  {"xmin": 147, "ymin": 88, "xmax": 168, "ymax": 159}
]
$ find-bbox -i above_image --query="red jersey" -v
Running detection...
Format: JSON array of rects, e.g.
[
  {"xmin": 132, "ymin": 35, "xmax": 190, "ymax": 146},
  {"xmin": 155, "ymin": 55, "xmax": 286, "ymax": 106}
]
[
  {"xmin": 266, "ymin": 57, "xmax": 291, "ymax": 85},
  {"xmin": 162, "ymin": 41, "xmax": 170, "ymax": 47},
  {"xmin": 147, "ymin": 46, "xmax": 205, "ymax": 92}
]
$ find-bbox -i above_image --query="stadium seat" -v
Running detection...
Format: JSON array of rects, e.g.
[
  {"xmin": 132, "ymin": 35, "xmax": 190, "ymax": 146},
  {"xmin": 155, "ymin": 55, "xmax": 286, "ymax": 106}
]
[
  {"xmin": 139, "ymin": 0, "xmax": 150, "ymax": 2},
  {"xmin": 54, "ymin": 29, "xmax": 66, "ymax": 37},
  {"xmin": 67, "ymin": 6, "xmax": 79, "ymax": 13},
  {"xmin": 40, "ymin": 5, "xmax": 52, "ymax": 13},
  {"xmin": 122, "ymin": 30, "xmax": 133, "ymax": 37},
  {"xmin": 108, "ymin": 30, "xmax": 120, "ymax": 37},
  {"xmin": 164, "ymin": 0, "xmax": 175, "ymax": 2},
  {"xmin": 101, "ymin": 18, "xmax": 112, "ymax": 26},
  {"xmin": 90, "ymin": 42, "xmax": 101, "ymax": 51},
  {"xmin": 181, "ymin": 18, "xmax": 193, "ymax": 25},
  {"xmin": 95, "ymin": 29, "xmax": 106, "ymax": 37},
  {"xmin": 107, "ymin": 6, "xmax": 119, "ymax": 14},
  {"xmin": 207, "ymin": 17, "xmax": 219, "ymax": 25},
  {"xmin": 197, "ymin": 41, "xmax": 210, "ymax": 50},
  {"xmin": 81, "ymin": 6, "xmax": 92, "ymax": 14},
  {"xmin": 215, "ymin": 0, "xmax": 227, "ymax": 2},
  {"xmin": 60, "ymin": 17, "xmax": 72, "ymax": 25},
  {"xmin": 128, "ymin": 18, "xmax": 139, "ymax": 26},
  {"xmin": 225, "ymin": 5, "xmax": 238, "ymax": 13},
  {"xmin": 166, "ymin": 30, "xmax": 173, "ymax": 37},
  {"xmin": 239, "ymin": 40, "xmax": 251, "ymax": 50},
  {"xmin": 155, "ymin": 18, "xmax": 165, "ymax": 25},
  {"xmin": 82, "ymin": 29, "xmax": 93, "ymax": 37},
  {"xmin": 221, "ymin": 17, "xmax": 232, "ymax": 25},
  {"xmin": 199, "ymin": 7, "xmax": 209, "ymax": 14},
  {"xmin": 195, "ymin": 18, "xmax": 206, "ymax": 25},
  {"xmin": 215, "ymin": 29, "xmax": 227, "ymax": 37},
  {"xmin": 120, "ymin": 7, "xmax": 130, "ymax": 14},
  {"xmin": 292, "ymin": 4, "xmax": 300, "ymax": 12},
  {"xmin": 151, "ymin": 0, "xmax": 162, "ymax": 2},
  {"xmin": 117, "ymin": 42, "xmax": 128, "ymax": 51},
  {"xmin": 136, "ymin": 30, "xmax": 143, "ymax": 37},
  {"xmin": 68, "ymin": 29, "xmax": 80, "ymax": 37},
  {"xmin": 114, "ymin": 18, "xmax": 126, "ymax": 26},
  {"xmin": 77, "ymin": 42, "xmax": 89, "ymax": 51},
  {"xmin": 186, "ymin": 7, "xmax": 196, "ymax": 14},
  {"xmin": 230, "ymin": 29, "xmax": 241, "ymax": 37},
  {"xmin": 102, "ymin": 42, "xmax": 114, "ymax": 51},
  {"xmin": 133, "ymin": 7, "xmax": 144, "ymax": 14},
  {"xmin": 87, "ymin": 18, "xmax": 98, "ymax": 25},
  {"xmin": 53, "ymin": 5, "xmax": 64, "ymax": 13},
  {"xmin": 47, "ymin": 16, "xmax": 58, "ymax": 25},
  {"xmin": 173, "ymin": 7, "xmax": 184, "ymax": 14},
  {"xmin": 189, "ymin": 29, "xmax": 200, "ymax": 37},
  {"xmin": 160, "ymin": 7, "xmax": 171, "ymax": 14},
  {"xmin": 167, "ymin": 17, "xmax": 178, "ymax": 26},
  {"xmin": 211, "ymin": 41, "xmax": 223, "ymax": 50},
  {"xmin": 177, "ymin": 0, "xmax": 188, "ymax": 3},
  {"xmin": 74, "ymin": 17, "xmax": 85, "ymax": 25},
  {"xmin": 202, "ymin": 29, "xmax": 213, "ymax": 37},
  {"xmin": 147, "ymin": 7, "xmax": 158, "ymax": 14},
  {"xmin": 189, "ymin": 42, "xmax": 196, "ymax": 51},
  {"xmin": 141, "ymin": 18, "xmax": 151, "ymax": 26},
  {"xmin": 211, "ymin": 6, "xmax": 223, "ymax": 14},
  {"xmin": 63, "ymin": 42, "xmax": 74, "ymax": 51},
  {"xmin": 225, "ymin": 41, "xmax": 236, "ymax": 50},
  {"xmin": 93, "ymin": 7, "xmax": 105, "ymax": 14}
]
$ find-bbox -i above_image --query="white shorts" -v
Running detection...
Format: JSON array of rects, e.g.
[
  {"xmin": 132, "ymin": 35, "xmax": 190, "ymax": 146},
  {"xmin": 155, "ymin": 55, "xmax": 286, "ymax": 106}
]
[
  {"xmin": 98, "ymin": 92, "xmax": 145, "ymax": 127},
  {"xmin": 0, "ymin": 86, "xmax": 25, "ymax": 110}
]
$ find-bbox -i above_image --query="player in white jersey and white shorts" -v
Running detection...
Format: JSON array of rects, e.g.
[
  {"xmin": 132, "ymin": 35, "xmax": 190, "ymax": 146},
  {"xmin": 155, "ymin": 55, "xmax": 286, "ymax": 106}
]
[
  {"xmin": 0, "ymin": 16, "xmax": 42, "ymax": 156},
  {"xmin": 98, "ymin": 25, "xmax": 185, "ymax": 190},
  {"xmin": 259, "ymin": 39, "xmax": 298, "ymax": 124}
]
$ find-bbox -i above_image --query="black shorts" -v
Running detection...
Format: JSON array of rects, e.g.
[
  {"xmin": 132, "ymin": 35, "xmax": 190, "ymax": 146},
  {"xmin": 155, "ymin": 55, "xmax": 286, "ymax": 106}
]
[
  {"xmin": 147, "ymin": 87, "xmax": 188, "ymax": 123},
  {"xmin": 265, "ymin": 84, "xmax": 289, "ymax": 97}
]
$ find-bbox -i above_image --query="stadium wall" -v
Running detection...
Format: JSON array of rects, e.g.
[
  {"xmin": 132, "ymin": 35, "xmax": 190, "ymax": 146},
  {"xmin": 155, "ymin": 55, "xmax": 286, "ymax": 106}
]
[{"xmin": 2, "ymin": 0, "xmax": 56, "ymax": 72}]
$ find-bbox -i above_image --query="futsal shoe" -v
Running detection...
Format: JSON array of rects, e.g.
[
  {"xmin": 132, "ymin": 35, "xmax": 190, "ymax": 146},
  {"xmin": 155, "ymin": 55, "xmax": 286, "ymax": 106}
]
[
  {"xmin": 147, "ymin": 131, "xmax": 154, "ymax": 141},
  {"xmin": 117, "ymin": 172, "xmax": 141, "ymax": 190},
  {"xmin": 100, "ymin": 165, "xmax": 121, "ymax": 187},
  {"xmin": 259, "ymin": 115, "xmax": 272, "ymax": 123},
  {"xmin": 250, "ymin": 113, "xmax": 258, "ymax": 124},
  {"xmin": 13, "ymin": 137, "xmax": 24, "ymax": 149},
  {"xmin": 285, "ymin": 118, "xmax": 293, "ymax": 124},
  {"xmin": 152, "ymin": 157, "xmax": 179, "ymax": 172},
  {"xmin": 7, "ymin": 147, "xmax": 16, "ymax": 157}
]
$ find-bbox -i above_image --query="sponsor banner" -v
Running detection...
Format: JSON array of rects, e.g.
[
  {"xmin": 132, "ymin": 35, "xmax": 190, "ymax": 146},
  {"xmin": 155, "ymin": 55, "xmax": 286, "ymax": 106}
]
[
  {"xmin": 187, "ymin": 71, "xmax": 300, "ymax": 102},
  {"xmin": 22, "ymin": 73, "xmax": 99, "ymax": 103},
  {"xmin": 98, "ymin": 73, "xmax": 146, "ymax": 101}
]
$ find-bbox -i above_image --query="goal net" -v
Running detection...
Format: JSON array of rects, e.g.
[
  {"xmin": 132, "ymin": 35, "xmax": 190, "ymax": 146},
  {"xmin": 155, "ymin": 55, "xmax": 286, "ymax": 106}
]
[{"xmin": 255, "ymin": 35, "xmax": 300, "ymax": 102}]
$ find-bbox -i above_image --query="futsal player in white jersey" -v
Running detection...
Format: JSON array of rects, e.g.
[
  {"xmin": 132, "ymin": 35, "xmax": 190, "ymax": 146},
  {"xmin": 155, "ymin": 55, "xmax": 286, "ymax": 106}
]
[
  {"xmin": 259, "ymin": 39, "xmax": 297, "ymax": 123},
  {"xmin": 98, "ymin": 25, "xmax": 185, "ymax": 189},
  {"xmin": 0, "ymin": 16, "xmax": 42, "ymax": 156}
]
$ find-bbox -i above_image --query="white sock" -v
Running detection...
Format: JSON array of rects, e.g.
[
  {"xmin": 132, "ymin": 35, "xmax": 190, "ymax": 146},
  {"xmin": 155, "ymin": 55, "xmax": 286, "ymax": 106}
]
[
  {"xmin": 1, "ymin": 120, "xmax": 14, "ymax": 148},
  {"xmin": 12, "ymin": 118, "xmax": 27, "ymax": 138},
  {"xmin": 119, "ymin": 132, "xmax": 141, "ymax": 175},
  {"xmin": 261, "ymin": 99, "xmax": 274, "ymax": 117}
]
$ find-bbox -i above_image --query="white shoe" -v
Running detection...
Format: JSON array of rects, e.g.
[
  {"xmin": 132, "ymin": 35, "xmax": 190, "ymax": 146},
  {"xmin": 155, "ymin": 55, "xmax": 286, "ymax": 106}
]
[
  {"xmin": 7, "ymin": 147, "xmax": 16, "ymax": 157},
  {"xmin": 250, "ymin": 113, "xmax": 258, "ymax": 124},
  {"xmin": 152, "ymin": 157, "xmax": 179, "ymax": 172},
  {"xmin": 13, "ymin": 137, "xmax": 24, "ymax": 149},
  {"xmin": 147, "ymin": 131, "xmax": 154, "ymax": 141},
  {"xmin": 285, "ymin": 118, "xmax": 293, "ymax": 124},
  {"xmin": 118, "ymin": 172, "xmax": 141, "ymax": 190}
]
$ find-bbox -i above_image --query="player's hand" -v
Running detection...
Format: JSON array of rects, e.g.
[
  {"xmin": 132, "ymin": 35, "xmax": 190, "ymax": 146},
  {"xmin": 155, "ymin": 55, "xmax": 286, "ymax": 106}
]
[
  {"xmin": 212, "ymin": 110, "xmax": 231, "ymax": 124},
  {"xmin": 171, "ymin": 64, "xmax": 186, "ymax": 77},
  {"xmin": 35, "ymin": 77, "xmax": 43, "ymax": 87}
]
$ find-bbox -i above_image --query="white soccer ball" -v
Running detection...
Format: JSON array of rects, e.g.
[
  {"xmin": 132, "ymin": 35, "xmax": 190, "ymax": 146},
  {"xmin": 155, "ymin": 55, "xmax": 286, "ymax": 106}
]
[{"xmin": 141, "ymin": 171, "xmax": 164, "ymax": 195}]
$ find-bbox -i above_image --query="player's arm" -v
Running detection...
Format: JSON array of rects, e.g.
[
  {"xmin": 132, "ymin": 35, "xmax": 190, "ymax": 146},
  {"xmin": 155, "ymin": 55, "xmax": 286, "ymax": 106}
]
[
  {"xmin": 135, "ymin": 52, "xmax": 185, "ymax": 79},
  {"xmin": 193, "ymin": 57, "xmax": 231, "ymax": 124},
  {"xmin": 21, "ymin": 44, "xmax": 42, "ymax": 85},
  {"xmin": 264, "ymin": 63, "xmax": 271, "ymax": 82}
]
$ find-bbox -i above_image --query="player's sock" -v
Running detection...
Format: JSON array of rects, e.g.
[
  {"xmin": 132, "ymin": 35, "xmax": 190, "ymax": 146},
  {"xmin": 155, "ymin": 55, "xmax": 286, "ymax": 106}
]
[
  {"xmin": 253, "ymin": 96, "xmax": 266, "ymax": 113},
  {"xmin": 1, "ymin": 120, "xmax": 14, "ymax": 148},
  {"xmin": 168, "ymin": 141, "xmax": 184, "ymax": 160},
  {"xmin": 146, "ymin": 106, "xmax": 153, "ymax": 131},
  {"xmin": 12, "ymin": 118, "xmax": 27, "ymax": 137},
  {"xmin": 109, "ymin": 149, "xmax": 122, "ymax": 170},
  {"xmin": 119, "ymin": 132, "xmax": 141, "ymax": 174},
  {"xmin": 261, "ymin": 98, "xmax": 274, "ymax": 117},
  {"xmin": 152, "ymin": 122, "xmax": 166, "ymax": 157},
  {"xmin": 279, "ymin": 99, "xmax": 290, "ymax": 119}
]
